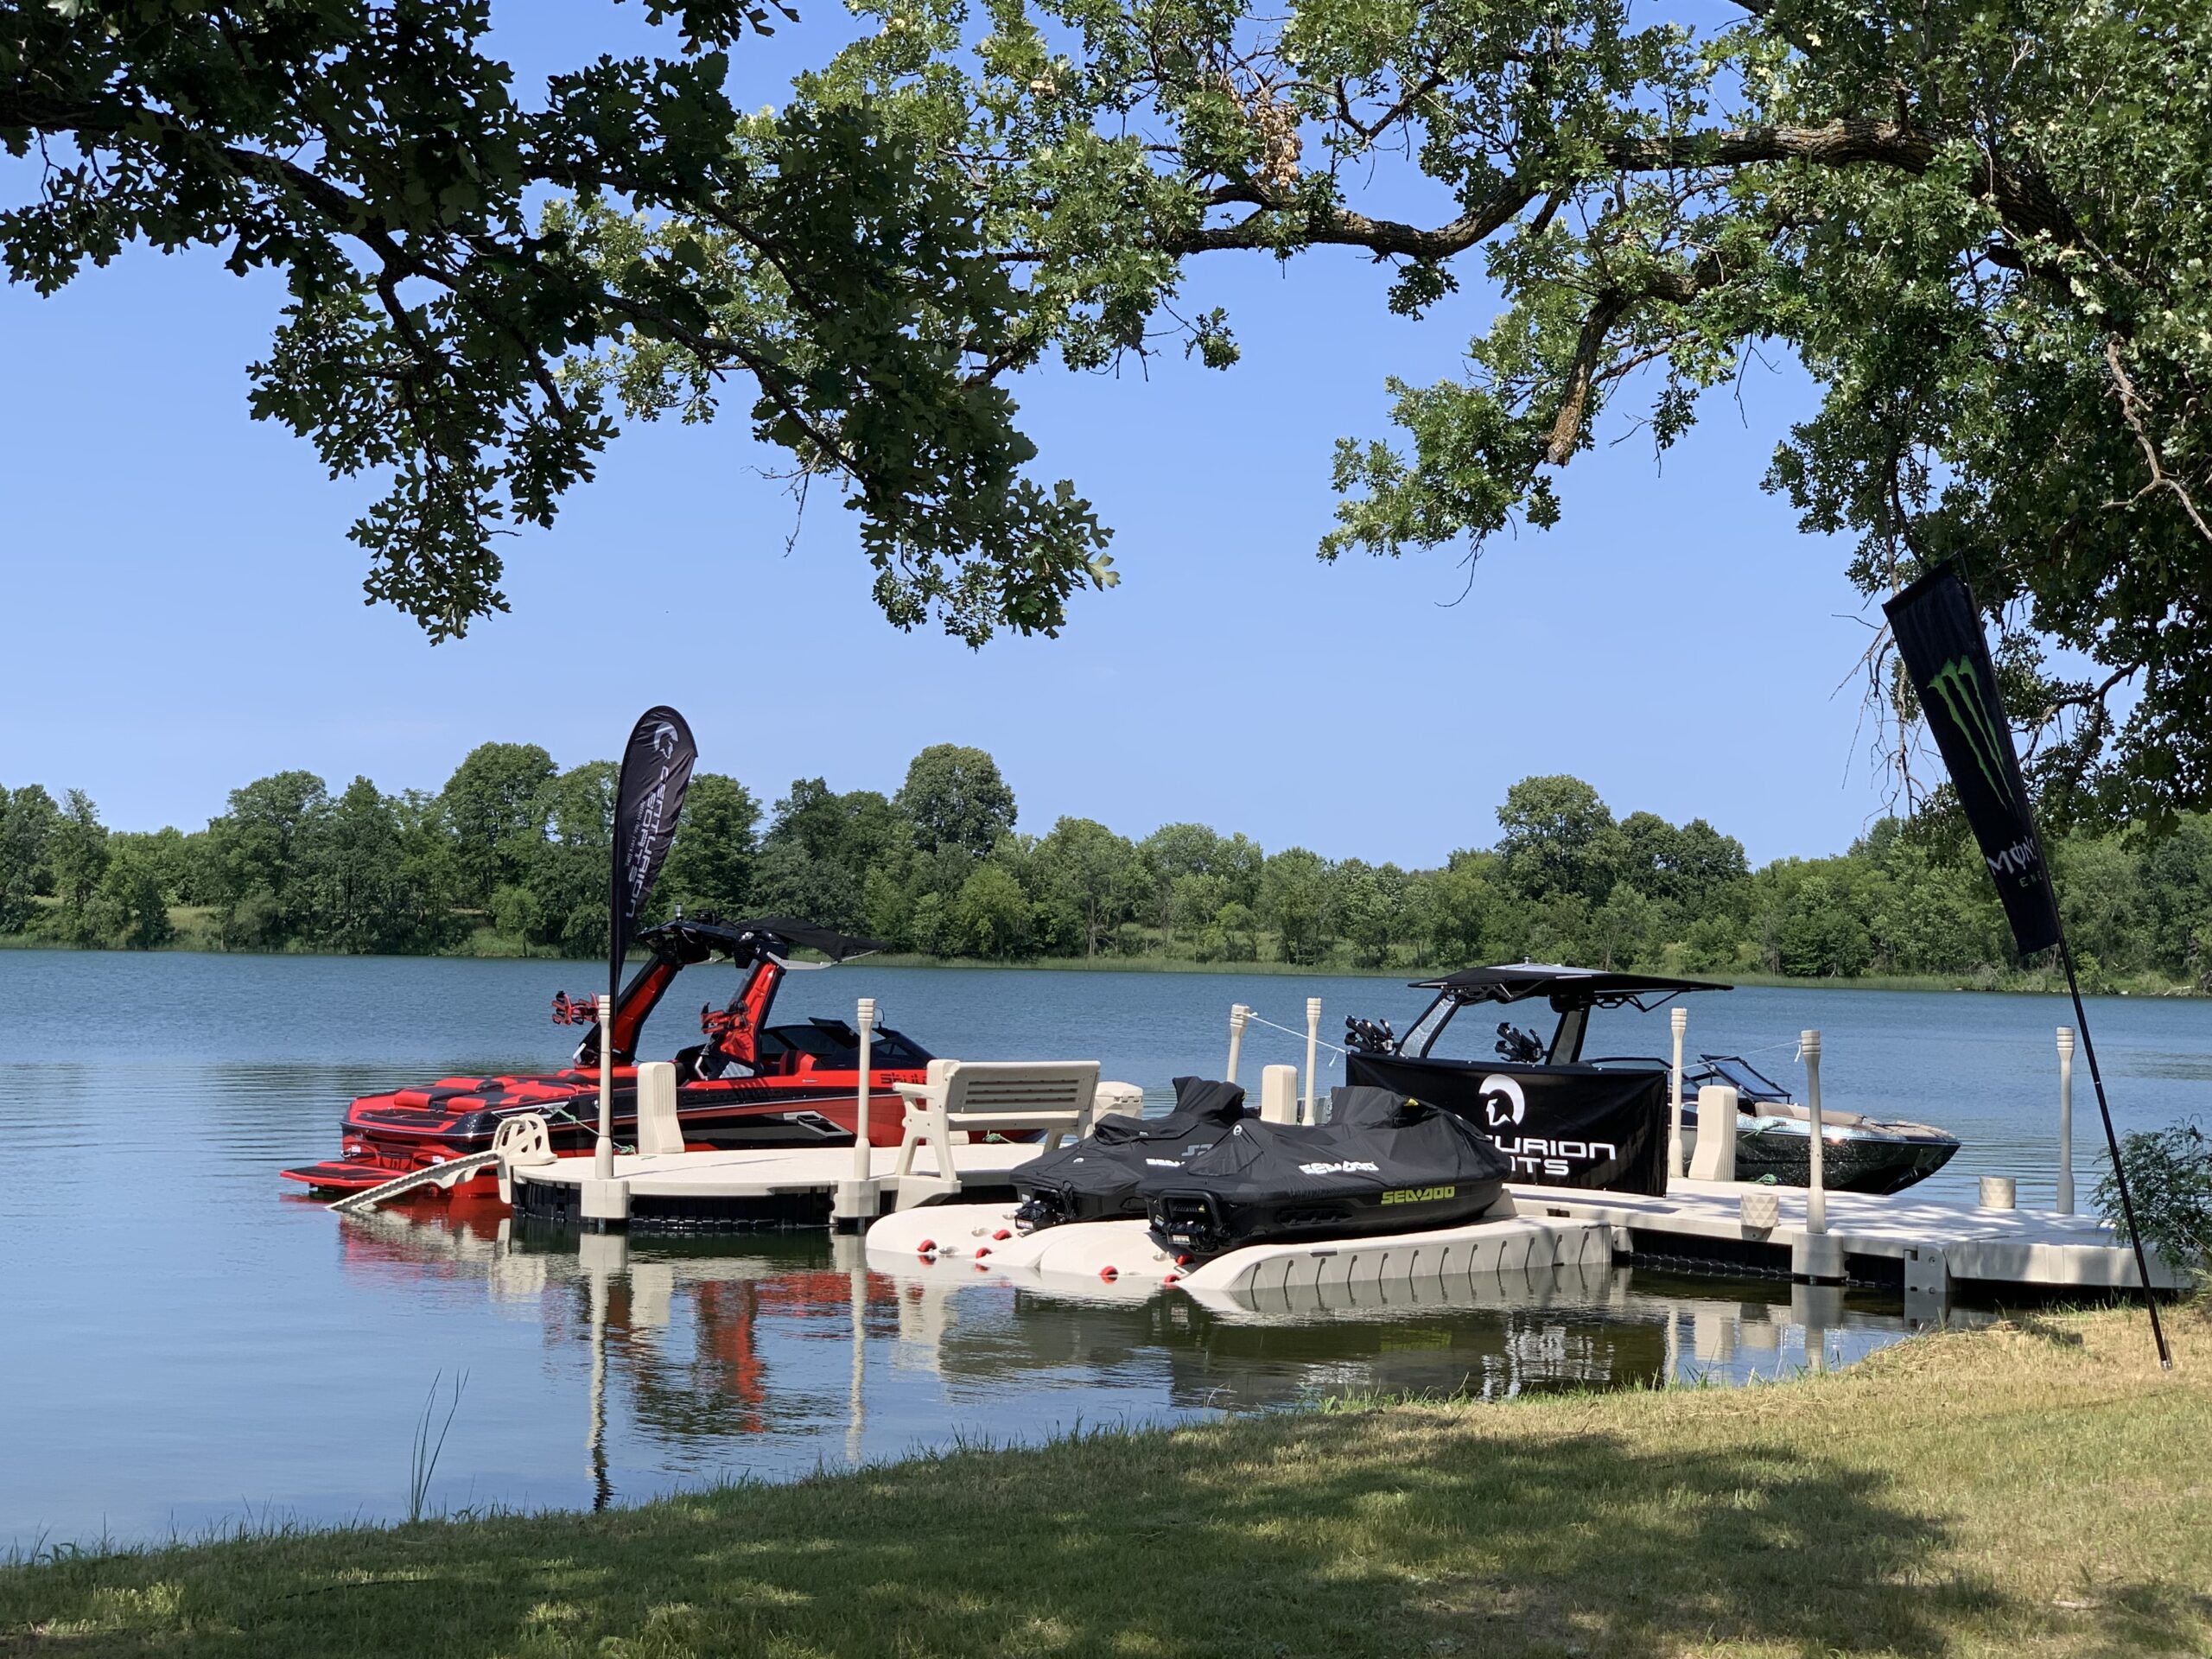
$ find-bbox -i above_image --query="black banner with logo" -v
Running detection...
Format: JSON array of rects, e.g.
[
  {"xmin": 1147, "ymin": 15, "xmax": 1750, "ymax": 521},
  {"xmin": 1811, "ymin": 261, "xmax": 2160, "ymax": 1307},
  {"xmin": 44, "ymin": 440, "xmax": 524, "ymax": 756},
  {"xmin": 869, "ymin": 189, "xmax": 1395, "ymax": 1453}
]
[
  {"xmin": 1345, "ymin": 1053, "xmax": 1669, "ymax": 1195},
  {"xmin": 609, "ymin": 706, "xmax": 698, "ymax": 1003},
  {"xmin": 1882, "ymin": 565, "xmax": 2061, "ymax": 957},
  {"xmin": 1883, "ymin": 567, "xmax": 2168, "ymax": 1365}
]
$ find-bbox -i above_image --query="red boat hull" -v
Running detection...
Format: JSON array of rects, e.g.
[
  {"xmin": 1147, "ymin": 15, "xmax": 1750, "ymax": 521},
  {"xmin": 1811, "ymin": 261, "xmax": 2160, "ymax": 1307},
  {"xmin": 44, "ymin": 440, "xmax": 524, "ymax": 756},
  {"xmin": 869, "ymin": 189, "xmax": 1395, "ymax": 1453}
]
[
  {"xmin": 283, "ymin": 916, "xmax": 940, "ymax": 1197},
  {"xmin": 281, "ymin": 1066, "xmax": 928, "ymax": 1193}
]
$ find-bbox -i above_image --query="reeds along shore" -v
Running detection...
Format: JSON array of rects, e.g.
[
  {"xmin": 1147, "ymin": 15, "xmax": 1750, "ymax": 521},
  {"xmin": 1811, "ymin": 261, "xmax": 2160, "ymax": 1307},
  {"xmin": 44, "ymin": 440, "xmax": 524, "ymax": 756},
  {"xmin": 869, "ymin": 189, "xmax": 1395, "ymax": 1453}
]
[{"xmin": 6, "ymin": 1304, "xmax": 2209, "ymax": 1657}]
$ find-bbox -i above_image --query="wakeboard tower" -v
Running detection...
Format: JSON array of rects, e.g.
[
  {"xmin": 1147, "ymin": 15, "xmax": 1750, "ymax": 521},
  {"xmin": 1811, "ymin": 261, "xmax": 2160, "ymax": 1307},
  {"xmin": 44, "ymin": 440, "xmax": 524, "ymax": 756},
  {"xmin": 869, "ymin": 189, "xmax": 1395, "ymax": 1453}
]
[{"xmin": 280, "ymin": 914, "xmax": 932, "ymax": 1194}]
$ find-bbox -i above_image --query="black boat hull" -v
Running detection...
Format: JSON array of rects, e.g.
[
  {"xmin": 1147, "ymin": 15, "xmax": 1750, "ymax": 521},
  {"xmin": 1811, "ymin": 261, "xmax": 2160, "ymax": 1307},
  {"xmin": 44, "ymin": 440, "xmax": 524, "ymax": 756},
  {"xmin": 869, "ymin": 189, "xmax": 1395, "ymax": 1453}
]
[{"xmin": 1717, "ymin": 1124, "xmax": 1959, "ymax": 1195}]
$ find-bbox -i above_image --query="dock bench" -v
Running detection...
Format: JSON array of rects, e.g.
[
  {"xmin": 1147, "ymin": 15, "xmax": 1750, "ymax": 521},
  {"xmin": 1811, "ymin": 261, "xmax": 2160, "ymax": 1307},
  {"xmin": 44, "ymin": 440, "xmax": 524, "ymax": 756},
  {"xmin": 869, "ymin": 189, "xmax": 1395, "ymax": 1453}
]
[{"xmin": 892, "ymin": 1059, "xmax": 1102, "ymax": 1209}]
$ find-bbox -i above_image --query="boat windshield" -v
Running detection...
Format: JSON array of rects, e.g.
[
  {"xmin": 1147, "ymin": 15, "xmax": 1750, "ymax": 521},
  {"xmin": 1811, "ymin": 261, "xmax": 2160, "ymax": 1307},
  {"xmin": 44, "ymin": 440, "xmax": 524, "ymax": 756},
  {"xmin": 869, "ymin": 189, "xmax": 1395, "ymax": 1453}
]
[{"xmin": 1689, "ymin": 1053, "xmax": 1793, "ymax": 1103}]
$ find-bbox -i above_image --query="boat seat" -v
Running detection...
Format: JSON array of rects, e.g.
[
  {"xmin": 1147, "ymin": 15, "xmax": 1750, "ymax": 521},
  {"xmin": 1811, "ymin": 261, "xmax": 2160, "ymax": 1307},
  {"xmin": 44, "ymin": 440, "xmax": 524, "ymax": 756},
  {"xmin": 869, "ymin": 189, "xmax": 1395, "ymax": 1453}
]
[{"xmin": 892, "ymin": 1059, "xmax": 1102, "ymax": 1209}]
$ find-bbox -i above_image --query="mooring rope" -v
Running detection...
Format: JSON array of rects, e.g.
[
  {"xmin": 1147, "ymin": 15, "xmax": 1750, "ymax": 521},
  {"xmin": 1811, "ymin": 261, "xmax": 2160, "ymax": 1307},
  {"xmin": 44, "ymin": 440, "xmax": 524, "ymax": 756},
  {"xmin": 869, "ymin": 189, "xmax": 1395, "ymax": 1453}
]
[{"xmin": 1242, "ymin": 1011, "xmax": 1350, "ymax": 1055}]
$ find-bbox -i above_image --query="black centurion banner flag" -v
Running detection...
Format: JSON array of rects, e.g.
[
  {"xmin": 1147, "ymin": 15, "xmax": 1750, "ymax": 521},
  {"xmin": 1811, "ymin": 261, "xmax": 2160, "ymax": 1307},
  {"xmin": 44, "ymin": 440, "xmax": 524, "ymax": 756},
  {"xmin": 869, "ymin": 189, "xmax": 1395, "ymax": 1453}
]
[
  {"xmin": 609, "ymin": 706, "xmax": 698, "ymax": 1004},
  {"xmin": 1345, "ymin": 1053, "xmax": 1670, "ymax": 1196},
  {"xmin": 1882, "ymin": 564, "xmax": 2062, "ymax": 957}
]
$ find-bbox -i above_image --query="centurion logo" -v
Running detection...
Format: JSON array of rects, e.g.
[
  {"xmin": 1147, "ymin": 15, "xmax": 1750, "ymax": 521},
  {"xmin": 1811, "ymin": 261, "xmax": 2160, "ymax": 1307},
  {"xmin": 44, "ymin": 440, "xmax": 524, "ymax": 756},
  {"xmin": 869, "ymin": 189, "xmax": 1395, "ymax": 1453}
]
[
  {"xmin": 1480, "ymin": 1075, "xmax": 1527, "ymax": 1128},
  {"xmin": 1479, "ymin": 1073, "xmax": 1617, "ymax": 1179}
]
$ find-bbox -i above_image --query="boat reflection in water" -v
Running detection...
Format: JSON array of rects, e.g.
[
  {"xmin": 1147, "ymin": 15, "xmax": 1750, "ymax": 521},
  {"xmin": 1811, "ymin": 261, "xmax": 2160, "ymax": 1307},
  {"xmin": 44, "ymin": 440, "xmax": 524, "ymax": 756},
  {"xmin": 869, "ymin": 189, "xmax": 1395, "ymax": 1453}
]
[{"xmin": 333, "ymin": 1205, "xmax": 1969, "ymax": 1511}]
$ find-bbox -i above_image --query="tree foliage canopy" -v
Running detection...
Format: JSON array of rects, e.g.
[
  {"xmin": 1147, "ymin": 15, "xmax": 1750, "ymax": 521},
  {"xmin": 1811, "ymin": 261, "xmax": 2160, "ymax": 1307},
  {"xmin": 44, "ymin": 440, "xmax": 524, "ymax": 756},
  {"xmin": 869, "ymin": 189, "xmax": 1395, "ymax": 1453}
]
[
  {"xmin": 3, "ymin": 0, "xmax": 1116, "ymax": 643},
  {"xmin": 14, "ymin": 0, "xmax": 2212, "ymax": 814},
  {"xmin": 713, "ymin": 0, "xmax": 2210, "ymax": 817}
]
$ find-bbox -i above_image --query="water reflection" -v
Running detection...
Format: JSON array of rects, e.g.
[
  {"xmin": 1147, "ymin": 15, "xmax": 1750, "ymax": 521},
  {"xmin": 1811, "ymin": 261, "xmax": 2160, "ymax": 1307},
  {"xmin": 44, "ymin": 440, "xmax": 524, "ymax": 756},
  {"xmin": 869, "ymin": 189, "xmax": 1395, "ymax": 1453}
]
[{"xmin": 327, "ymin": 1205, "xmax": 1942, "ymax": 1518}]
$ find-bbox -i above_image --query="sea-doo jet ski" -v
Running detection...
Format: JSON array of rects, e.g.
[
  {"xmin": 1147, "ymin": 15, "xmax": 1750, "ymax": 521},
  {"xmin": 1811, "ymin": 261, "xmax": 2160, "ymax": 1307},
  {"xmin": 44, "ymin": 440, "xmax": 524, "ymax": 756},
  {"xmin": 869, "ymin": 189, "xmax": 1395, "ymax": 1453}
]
[
  {"xmin": 1147, "ymin": 1086, "xmax": 1511, "ymax": 1263},
  {"xmin": 1012, "ymin": 1076, "xmax": 1249, "ymax": 1231},
  {"xmin": 281, "ymin": 915, "xmax": 932, "ymax": 1194}
]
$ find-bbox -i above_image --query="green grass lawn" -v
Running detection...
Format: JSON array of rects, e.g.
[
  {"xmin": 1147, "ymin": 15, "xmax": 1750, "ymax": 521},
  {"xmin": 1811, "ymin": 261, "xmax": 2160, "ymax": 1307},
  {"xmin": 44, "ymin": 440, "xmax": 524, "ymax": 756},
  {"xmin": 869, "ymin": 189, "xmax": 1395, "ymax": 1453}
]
[{"xmin": 6, "ymin": 1305, "xmax": 2208, "ymax": 1657}]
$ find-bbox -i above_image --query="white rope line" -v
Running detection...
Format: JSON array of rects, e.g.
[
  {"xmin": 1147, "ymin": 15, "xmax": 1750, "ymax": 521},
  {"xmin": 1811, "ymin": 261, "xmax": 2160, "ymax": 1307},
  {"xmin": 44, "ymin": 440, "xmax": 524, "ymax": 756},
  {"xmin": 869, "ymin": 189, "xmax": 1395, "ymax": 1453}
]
[{"xmin": 1243, "ymin": 1012, "xmax": 1349, "ymax": 1057}]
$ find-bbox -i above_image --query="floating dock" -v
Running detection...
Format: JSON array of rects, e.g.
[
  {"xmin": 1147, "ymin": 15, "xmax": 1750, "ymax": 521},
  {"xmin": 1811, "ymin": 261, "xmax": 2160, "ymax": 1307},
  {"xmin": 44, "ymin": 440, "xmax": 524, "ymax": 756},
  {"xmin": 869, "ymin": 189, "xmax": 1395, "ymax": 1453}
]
[
  {"xmin": 508, "ymin": 1141, "xmax": 1040, "ymax": 1230},
  {"xmin": 861, "ymin": 1181, "xmax": 2177, "ymax": 1313},
  {"xmin": 505, "ymin": 1145, "xmax": 2181, "ymax": 1307},
  {"xmin": 865, "ymin": 1199, "xmax": 1614, "ymax": 1301},
  {"xmin": 1497, "ymin": 1177, "xmax": 2179, "ymax": 1298}
]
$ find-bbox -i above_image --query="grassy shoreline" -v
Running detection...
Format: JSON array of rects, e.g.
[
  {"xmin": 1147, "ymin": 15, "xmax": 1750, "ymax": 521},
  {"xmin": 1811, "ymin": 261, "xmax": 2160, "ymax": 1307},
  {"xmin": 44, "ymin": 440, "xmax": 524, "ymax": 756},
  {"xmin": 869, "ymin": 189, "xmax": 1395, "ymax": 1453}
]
[
  {"xmin": 6, "ymin": 1306, "xmax": 2208, "ymax": 1656},
  {"xmin": 0, "ymin": 929, "xmax": 2199, "ymax": 997}
]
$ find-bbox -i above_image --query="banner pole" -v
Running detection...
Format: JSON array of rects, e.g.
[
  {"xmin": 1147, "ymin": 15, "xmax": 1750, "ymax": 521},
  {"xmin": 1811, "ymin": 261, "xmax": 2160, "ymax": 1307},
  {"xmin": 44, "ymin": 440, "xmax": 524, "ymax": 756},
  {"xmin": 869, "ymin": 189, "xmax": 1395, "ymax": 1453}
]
[
  {"xmin": 2058, "ymin": 937, "xmax": 2170, "ymax": 1369},
  {"xmin": 594, "ymin": 993, "xmax": 615, "ymax": 1180}
]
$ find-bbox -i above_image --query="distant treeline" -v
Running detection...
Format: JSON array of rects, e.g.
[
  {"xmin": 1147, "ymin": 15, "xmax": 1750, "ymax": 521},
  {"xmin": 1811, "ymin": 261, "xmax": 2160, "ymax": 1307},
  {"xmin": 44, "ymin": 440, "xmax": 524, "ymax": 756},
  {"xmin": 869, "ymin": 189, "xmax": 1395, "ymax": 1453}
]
[{"xmin": 4, "ymin": 747, "xmax": 2211, "ymax": 989}]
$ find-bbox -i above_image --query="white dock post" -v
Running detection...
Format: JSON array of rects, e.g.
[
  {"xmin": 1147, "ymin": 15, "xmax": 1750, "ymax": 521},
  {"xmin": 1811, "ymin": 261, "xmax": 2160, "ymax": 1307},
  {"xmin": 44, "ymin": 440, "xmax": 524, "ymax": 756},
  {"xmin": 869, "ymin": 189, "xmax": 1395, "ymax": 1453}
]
[
  {"xmin": 1303, "ymin": 997, "xmax": 1321, "ymax": 1124},
  {"xmin": 594, "ymin": 993, "xmax": 615, "ymax": 1181},
  {"xmin": 834, "ymin": 997, "xmax": 880, "ymax": 1232},
  {"xmin": 1226, "ymin": 1003, "xmax": 1249, "ymax": 1086},
  {"xmin": 1790, "ymin": 1028, "xmax": 1846, "ymax": 1284},
  {"xmin": 2056, "ymin": 1026, "xmax": 2076, "ymax": 1215},
  {"xmin": 1802, "ymin": 1029, "xmax": 1827, "ymax": 1236},
  {"xmin": 1668, "ymin": 1006, "xmax": 1688, "ymax": 1179},
  {"xmin": 1258, "ymin": 1063, "xmax": 1300, "ymax": 1125}
]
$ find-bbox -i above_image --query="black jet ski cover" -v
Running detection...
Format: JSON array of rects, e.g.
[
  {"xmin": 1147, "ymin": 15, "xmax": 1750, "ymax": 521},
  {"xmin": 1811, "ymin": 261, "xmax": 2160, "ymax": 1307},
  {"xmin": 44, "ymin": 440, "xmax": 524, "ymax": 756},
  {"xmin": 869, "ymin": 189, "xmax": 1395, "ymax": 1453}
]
[
  {"xmin": 1012, "ymin": 1077, "xmax": 1248, "ymax": 1231},
  {"xmin": 1147, "ymin": 1088, "xmax": 1510, "ymax": 1262}
]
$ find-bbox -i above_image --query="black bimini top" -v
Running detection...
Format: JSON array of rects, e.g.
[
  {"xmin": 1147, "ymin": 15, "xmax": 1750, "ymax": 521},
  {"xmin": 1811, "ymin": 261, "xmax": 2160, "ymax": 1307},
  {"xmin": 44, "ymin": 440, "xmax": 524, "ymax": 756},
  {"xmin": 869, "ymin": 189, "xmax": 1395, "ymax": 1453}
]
[{"xmin": 1412, "ymin": 963, "xmax": 1732, "ymax": 1011}]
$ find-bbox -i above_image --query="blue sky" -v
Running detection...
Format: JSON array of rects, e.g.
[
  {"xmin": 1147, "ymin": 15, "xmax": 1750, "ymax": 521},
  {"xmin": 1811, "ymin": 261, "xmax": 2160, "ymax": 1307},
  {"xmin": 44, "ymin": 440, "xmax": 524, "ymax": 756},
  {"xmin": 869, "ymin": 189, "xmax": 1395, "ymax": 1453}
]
[{"xmin": 0, "ymin": 4, "xmax": 1894, "ymax": 868}]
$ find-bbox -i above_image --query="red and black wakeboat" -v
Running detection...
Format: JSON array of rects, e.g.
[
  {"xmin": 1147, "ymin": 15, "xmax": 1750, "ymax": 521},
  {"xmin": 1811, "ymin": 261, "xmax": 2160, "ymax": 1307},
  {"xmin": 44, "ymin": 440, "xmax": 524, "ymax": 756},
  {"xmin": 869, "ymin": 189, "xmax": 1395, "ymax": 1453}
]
[{"xmin": 280, "ymin": 916, "xmax": 933, "ymax": 1194}]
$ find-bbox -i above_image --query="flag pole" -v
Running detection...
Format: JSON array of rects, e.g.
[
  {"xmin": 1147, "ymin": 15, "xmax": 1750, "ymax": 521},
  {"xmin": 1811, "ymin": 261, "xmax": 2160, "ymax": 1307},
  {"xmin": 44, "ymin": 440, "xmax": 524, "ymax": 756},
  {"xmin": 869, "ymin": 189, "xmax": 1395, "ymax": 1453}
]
[
  {"xmin": 598, "ymin": 797, "xmax": 621, "ymax": 1184},
  {"xmin": 2056, "ymin": 934, "xmax": 2171, "ymax": 1369}
]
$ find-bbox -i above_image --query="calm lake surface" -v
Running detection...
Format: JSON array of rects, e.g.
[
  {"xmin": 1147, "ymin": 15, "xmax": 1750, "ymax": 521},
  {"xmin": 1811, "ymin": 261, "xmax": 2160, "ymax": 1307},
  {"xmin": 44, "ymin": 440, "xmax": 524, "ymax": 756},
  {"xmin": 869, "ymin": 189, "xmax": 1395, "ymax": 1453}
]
[{"xmin": 3, "ymin": 949, "xmax": 2206, "ymax": 1552}]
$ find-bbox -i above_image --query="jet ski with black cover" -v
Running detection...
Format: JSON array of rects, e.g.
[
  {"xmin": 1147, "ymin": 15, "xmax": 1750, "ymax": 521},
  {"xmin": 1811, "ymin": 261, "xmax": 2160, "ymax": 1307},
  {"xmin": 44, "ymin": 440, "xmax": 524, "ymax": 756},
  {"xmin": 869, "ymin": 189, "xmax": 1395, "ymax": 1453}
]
[
  {"xmin": 1147, "ymin": 1087, "xmax": 1511, "ymax": 1263},
  {"xmin": 280, "ymin": 915, "xmax": 933, "ymax": 1194},
  {"xmin": 1012, "ymin": 1076, "xmax": 1249, "ymax": 1230}
]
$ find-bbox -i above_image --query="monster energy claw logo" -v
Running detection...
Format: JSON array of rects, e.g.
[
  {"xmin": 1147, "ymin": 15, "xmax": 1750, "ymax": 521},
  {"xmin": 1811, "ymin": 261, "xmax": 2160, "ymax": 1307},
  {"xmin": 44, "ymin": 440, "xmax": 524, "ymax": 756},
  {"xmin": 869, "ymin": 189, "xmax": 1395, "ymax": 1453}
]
[{"xmin": 1926, "ymin": 656, "xmax": 2013, "ymax": 805}]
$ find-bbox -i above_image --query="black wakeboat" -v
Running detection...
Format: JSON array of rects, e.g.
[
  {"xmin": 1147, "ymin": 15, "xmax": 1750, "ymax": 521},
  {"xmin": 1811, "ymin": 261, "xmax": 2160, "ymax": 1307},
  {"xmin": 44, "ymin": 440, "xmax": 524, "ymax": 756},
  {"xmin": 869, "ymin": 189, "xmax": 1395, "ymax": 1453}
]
[{"xmin": 1344, "ymin": 964, "xmax": 1959, "ymax": 1198}]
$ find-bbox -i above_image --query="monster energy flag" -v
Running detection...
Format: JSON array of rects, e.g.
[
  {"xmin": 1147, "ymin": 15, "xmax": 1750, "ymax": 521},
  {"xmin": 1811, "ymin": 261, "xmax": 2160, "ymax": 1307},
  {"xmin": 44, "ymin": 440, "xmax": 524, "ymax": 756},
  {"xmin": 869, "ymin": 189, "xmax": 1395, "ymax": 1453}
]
[
  {"xmin": 1882, "ymin": 565, "xmax": 2062, "ymax": 957},
  {"xmin": 609, "ymin": 706, "xmax": 698, "ymax": 1003}
]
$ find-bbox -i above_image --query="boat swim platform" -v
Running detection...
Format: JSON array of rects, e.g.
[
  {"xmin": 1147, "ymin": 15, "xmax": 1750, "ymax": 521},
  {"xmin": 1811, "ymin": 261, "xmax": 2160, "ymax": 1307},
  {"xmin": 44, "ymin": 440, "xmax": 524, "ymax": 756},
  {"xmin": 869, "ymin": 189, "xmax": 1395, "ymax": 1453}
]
[
  {"xmin": 507, "ymin": 1141, "xmax": 1045, "ymax": 1232},
  {"xmin": 506, "ymin": 1143, "xmax": 2180, "ymax": 1303}
]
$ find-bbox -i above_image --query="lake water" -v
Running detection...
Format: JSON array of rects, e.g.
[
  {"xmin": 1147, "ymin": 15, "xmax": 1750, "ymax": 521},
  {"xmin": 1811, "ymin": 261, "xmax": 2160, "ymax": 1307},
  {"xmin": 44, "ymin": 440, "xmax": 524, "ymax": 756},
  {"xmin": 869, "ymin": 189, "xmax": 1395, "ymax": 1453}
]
[{"xmin": 3, "ymin": 949, "xmax": 2205, "ymax": 1553}]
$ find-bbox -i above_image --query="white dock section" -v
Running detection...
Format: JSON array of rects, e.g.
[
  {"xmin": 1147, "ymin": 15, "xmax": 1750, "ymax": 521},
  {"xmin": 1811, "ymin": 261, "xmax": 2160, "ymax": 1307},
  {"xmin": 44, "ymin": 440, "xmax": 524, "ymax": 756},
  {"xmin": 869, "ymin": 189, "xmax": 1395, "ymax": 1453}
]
[
  {"xmin": 512, "ymin": 1145, "xmax": 2180, "ymax": 1299},
  {"xmin": 863, "ymin": 1197, "xmax": 1613, "ymax": 1299},
  {"xmin": 1505, "ymin": 1177, "xmax": 2183, "ymax": 1292},
  {"xmin": 509, "ymin": 1141, "xmax": 1049, "ymax": 1226}
]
